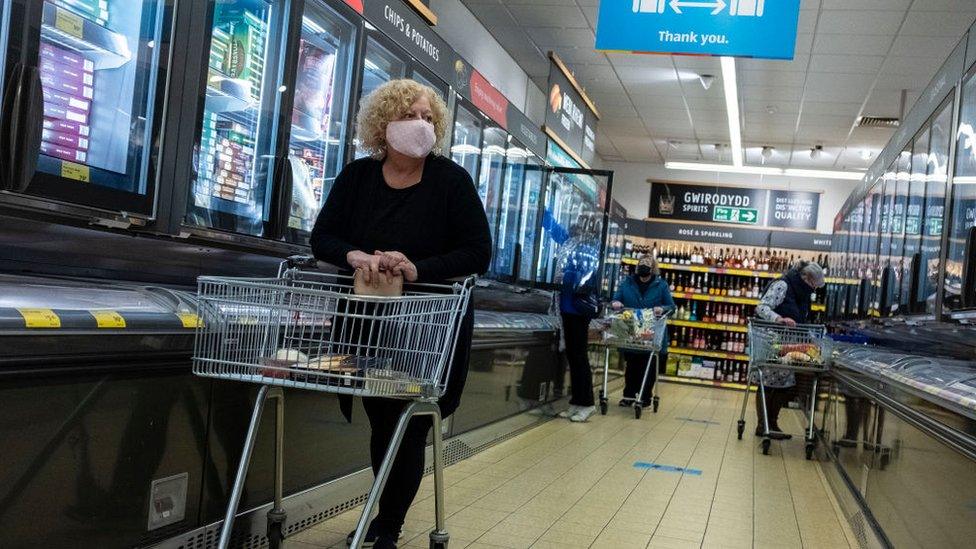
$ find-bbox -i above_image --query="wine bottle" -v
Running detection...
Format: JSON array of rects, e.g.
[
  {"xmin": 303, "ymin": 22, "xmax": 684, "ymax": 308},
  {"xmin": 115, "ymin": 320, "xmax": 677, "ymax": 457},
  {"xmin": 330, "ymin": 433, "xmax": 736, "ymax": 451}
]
[{"xmin": 690, "ymin": 302, "xmax": 698, "ymax": 322}]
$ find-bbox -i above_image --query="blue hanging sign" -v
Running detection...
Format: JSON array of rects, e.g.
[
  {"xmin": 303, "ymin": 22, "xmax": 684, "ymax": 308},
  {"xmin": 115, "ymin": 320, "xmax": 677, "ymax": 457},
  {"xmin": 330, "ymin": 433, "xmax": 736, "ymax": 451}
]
[{"xmin": 595, "ymin": 0, "xmax": 801, "ymax": 60}]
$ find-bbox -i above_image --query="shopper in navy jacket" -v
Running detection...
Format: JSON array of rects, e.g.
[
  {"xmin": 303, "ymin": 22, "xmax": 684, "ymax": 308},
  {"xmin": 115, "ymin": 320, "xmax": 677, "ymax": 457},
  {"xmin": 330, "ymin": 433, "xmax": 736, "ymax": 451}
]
[{"xmin": 612, "ymin": 256, "xmax": 675, "ymax": 406}]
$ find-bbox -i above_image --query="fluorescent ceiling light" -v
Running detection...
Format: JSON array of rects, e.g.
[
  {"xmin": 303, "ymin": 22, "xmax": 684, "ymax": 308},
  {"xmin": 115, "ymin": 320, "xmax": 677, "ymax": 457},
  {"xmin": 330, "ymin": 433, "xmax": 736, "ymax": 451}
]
[
  {"xmin": 665, "ymin": 161, "xmax": 866, "ymax": 181},
  {"xmin": 784, "ymin": 168, "xmax": 865, "ymax": 181},
  {"xmin": 665, "ymin": 162, "xmax": 780, "ymax": 175},
  {"xmin": 720, "ymin": 57, "xmax": 742, "ymax": 167}
]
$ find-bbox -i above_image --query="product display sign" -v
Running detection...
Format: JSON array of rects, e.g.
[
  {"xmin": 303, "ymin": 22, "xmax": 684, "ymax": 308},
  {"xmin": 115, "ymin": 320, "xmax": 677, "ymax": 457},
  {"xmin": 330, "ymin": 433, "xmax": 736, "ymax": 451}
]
[
  {"xmin": 628, "ymin": 218, "xmax": 832, "ymax": 252},
  {"xmin": 595, "ymin": 0, "xmax": 801, "ymax": 60},
  {"xmin": 362, "ymin": 1, "xmax": 454, "ymax": 83},
  {"xmin": 650, "ymin": 182, "xmax": 766, "ymax": 225},
  {"xmin": 768, "ymin": 190, "xmax": 820, "ymax": 230},
  {"xmin": 507, "ymin": 106, "xmax": 548, "ymax": 159},
  {"xmin": 544, "ymin": 57, "xmax": 598, "ymax": 167}
]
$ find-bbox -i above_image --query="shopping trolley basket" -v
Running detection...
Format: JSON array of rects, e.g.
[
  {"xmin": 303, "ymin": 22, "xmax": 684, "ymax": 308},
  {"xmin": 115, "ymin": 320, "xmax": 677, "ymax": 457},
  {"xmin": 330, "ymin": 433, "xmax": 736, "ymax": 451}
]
[
  {"xmin": 736, "ymin": 319, "xmax": 830, "ymax": 458},
  {"xmin": 192, "ymin": 255, "xmax": 475, "ymax": 549},
  {"xmin": 597, "ymin": 309, "xmax": 670, "ymax": 419}
]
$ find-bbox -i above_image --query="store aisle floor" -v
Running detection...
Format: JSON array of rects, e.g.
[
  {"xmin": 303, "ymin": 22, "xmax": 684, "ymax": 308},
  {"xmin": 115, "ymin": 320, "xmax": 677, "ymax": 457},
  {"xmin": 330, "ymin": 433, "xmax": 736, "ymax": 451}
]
[{"xmin": 289, "ymin": 382, "xmax": 855, "ymax": 549}]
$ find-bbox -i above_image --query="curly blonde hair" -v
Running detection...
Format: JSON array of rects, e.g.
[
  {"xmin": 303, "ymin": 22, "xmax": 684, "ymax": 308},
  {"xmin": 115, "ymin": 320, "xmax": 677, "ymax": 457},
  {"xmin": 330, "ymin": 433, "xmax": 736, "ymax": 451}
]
[{"xmin": 356, "ymin": 79, "xmax": 449, "ymax": 158}]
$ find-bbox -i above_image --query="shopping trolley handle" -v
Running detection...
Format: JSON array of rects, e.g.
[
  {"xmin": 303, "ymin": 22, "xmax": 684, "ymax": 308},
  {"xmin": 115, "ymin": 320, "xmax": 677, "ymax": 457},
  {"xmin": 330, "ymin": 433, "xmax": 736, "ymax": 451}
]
[{"xmin": 276, "ymin": 255, "xmax": 318, "ymax": 277}]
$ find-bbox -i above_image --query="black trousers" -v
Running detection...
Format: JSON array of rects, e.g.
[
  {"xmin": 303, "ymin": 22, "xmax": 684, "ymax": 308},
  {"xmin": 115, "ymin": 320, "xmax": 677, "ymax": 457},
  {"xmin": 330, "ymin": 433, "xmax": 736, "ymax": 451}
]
[
  {"xmin": 362, "ymin": 397, "xmax": 433, "ymax": 536},
  {"xmin": 623, "ymin": 352, "xmax": 666, "ymax": 403},
  {"xmin": 561, "ymin": 313, "xmax": 595, "ymax": 407},
  {"xmin": 756, "ymin": 386, "xmax": 794, "ymax": 431}
]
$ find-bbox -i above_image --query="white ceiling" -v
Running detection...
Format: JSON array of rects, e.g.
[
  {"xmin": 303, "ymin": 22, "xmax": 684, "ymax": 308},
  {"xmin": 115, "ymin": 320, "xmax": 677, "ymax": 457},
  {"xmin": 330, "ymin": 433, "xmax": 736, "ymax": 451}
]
[{"xmin": 460, "ymin": 0, "xmax": 976, "ymax": 170}]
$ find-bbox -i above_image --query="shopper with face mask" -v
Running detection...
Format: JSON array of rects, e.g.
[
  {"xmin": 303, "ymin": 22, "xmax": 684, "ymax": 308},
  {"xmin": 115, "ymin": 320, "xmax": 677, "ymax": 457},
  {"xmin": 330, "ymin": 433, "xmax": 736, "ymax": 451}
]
[
  {"xmin": 310, "ymin": 79, "xmax": 491, "ymax": 548},
  {"xmin": 754, "ymin": 260, "xmax": 826, "ymax": 439},
  {"xmin": 611, "ymin": 256, "xmax": 675, "ymax": 407}
]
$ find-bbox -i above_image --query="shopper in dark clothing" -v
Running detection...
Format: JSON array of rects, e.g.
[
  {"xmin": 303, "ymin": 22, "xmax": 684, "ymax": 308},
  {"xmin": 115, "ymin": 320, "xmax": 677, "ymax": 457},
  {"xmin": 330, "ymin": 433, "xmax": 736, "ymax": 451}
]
[
  {"xmin": 309, "ymin": 79, "xmax": 491, "ymax": 548},
  {"xmin": 754, "ymin": 261, "xmax": 825, "ymax": 439},
  {"xmin": 611, "ymin": 256, "xmax": 675, "ymax": 406},
  {"xmin": 555, "ymin": 214, "xmax": 602, "ymax": 423}
]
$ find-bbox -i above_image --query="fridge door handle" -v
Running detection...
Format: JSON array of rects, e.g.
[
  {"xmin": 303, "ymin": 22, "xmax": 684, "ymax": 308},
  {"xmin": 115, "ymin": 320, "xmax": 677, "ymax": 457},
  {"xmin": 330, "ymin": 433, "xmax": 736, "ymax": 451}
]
[
  {"xmin": 14, "ymin": 65, "xmax": 43, "ymax": 192},
  {"xmin": 270, "ymin": 155, "xmax": 294, "ymax": 240},
  {"xmin": 0, "ymin": 63, "xmax": 42, "ymax": 193},
  {"xmin": 0, "ymin": 63, "xmax": 25, "ymax": 191}
]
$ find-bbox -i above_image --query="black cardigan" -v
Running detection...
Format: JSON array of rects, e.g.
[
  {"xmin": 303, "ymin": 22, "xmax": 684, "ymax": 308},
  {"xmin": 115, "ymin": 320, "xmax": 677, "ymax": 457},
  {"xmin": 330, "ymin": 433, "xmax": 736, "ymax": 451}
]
[
  {"xmin": 309, "ymin": 154, "xmax": 492, "ymax": 282},
  {"xmin": 309, "ymin": 154, "xmax": 491, "ymax": 418}
]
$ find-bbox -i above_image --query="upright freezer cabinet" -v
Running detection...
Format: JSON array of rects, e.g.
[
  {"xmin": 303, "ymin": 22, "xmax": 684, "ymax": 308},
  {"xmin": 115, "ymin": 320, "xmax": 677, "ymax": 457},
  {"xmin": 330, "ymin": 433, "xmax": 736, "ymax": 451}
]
[{"xmin": 0, "ymin": 0, "xmax": 172, "ymax": 218}]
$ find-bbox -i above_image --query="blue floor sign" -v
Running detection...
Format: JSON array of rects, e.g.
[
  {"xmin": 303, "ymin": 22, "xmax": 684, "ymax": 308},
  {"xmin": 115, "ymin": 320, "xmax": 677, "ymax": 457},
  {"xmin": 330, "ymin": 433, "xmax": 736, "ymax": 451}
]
[
  {"xmin": 634, "ymin": 462, "xmax": 703, "ymax": 476},
  {"xmin": 596, "ymin": 0, "xmax": 801, "ymax": 60}
]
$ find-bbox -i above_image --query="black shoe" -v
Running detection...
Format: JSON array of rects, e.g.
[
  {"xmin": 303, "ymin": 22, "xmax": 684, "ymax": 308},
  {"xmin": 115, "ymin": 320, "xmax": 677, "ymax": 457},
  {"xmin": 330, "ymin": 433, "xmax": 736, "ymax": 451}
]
[
  {"xmin": 638, "ymin": 401, "xmax": 652, "ymax": 408},
  {"xmin": 619, "ymin": 397, "xmax": 635, "ymax": 407},
  {"xmin": 348, "ymin": 526, "xmax": 400, "ymax": 547},
  {"xmin": 347, "ymin": 524, "xmax": 379, "ymax": 547},
  {"xmin": 755, "ymin": 426, "xmax": 765, "ymax": 437},
  {"xmin": 373, "ymin": 535, "xmax": 398, "ymax": 549}
]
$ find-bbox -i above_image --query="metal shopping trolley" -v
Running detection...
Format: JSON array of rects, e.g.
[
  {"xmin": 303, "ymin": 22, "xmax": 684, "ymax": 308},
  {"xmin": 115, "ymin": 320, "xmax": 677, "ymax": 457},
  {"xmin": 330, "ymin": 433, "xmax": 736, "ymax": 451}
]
[
  {"xmin": 597, "ymin": 309, "xmax": 670, "ymax": 419},
  {"xmin": 192, "ymin": 256, "xmax": 475, "ymax": 549},
  {"xmin": 736, "ymin": 319, "xmax": 831, "ymax": 459}
]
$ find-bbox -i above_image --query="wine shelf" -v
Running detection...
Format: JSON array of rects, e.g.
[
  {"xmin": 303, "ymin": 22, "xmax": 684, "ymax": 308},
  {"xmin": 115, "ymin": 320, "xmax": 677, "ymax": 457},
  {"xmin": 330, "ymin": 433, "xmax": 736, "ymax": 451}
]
[
  {"xmin": 670, "ymin": 319, "xmax": 748, "ymax": 333},
  {"xmin": 660, "ymin": 375, "xmax": 750, "ymax": 391},
  {"xmin": 670, "ymin": 347, "xmax": 749, "ymax": 361}
]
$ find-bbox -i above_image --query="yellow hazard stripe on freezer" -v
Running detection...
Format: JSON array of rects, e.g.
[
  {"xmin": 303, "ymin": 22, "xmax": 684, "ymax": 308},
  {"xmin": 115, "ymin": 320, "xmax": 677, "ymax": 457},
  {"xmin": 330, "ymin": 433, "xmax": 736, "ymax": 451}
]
[
  {"xmin": 90, "ymin": 310, "xmax": 126, "ymax": 328},
  {"xmin": 177, "ymin": 313, "xmax": 202, "ymax": 328},
  {"xmin": 17, "ymin": 308, "xmax": 62, "ymax": 328}
]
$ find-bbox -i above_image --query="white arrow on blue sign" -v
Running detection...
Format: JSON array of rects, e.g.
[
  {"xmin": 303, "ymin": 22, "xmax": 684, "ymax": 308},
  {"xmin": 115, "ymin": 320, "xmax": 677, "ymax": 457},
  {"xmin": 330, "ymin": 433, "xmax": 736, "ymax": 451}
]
[{"xmin": 600, "ymin": 0, "xmax": 800, "ymax": 60}]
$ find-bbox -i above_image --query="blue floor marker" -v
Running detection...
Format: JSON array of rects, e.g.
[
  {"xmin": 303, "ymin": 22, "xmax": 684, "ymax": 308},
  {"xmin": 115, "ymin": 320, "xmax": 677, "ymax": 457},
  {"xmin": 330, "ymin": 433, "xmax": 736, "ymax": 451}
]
[
  {"xmin": 675, "ymin": 417, "xmax": 721, "ymax": 425},
  {"xmin": 634, "ymin": 462, "xmax": 703, "ymax": 476}
]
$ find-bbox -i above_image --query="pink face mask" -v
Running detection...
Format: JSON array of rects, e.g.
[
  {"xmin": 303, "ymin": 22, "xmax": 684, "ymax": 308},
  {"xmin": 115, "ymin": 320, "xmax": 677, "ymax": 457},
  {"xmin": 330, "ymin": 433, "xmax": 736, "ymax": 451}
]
[{"xmin": 386, "ymin": 119, "xmax": 436, "ymax": 158}]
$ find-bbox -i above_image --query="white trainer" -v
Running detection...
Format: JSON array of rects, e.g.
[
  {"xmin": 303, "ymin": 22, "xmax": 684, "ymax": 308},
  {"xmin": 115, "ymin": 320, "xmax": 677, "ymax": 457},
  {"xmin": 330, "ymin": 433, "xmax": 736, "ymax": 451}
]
[
  {"xmin": 558, "ymin": 404, "xmax": 582, "ymax": 418},
  {"xmin": 570, "ymin": 406, "xmax": 597, "ymax": 422}
]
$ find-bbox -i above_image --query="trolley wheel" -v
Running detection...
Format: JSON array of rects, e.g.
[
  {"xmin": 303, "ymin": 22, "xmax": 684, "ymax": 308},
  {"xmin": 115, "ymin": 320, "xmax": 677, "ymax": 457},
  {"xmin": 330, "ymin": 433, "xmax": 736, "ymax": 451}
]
[
  {"xmin": 761, "ymin": 438, "xmax": 771, "ymax": 455},
  {"xmin": 805, "ymin": 443, "xmax": 815, "ymax": 461},
  {"xmin": 634, "ymin": 405, "xmax": 642, "ymax": 419},
  {"xmin": 652, "ymin": 396, "xmax": 660, "ymax": 414},
  {"xmin": 266, "ymin": 516, "xmax": 285, "ymax": 549},
  {"xmin": 430, "ymin": 530, "xmax": 449, "ymax": 549},
  {"xmin": 600, "ymin": 400, "xmax": 608, "ymax": 415},
  {"xmin": 736, "ymin": 420, "xmax": 745, "ymax": 440}
]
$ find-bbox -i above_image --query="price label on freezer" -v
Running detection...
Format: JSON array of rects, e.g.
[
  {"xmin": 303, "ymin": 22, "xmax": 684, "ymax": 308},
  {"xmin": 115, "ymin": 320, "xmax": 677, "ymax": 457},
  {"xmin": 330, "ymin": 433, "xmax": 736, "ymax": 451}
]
[
  {"xmin": 61, "ymin": 161, "xmax": 90, "ymax": 183},
  {"xmin": 90, "ymin": 310, "xmax": 126, "ymax": 329},
  {"xmin": 54, "ymin": 8, "xmax": 85, "ymax": 39},
  {"xmin": 17, "ymin": 308, "xmax": 62, "ymax": 328},
  {"xmin": 177, "ymin": 313, "xmax": 202, "ymax": 328}
]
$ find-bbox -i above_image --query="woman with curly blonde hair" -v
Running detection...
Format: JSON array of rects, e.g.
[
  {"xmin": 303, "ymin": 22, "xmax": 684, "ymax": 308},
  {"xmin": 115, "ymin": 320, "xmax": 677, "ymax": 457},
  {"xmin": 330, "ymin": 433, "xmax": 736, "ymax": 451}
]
[{"xmin": 310, "ymin": 79, "xmax": 491, "ymax": 548}]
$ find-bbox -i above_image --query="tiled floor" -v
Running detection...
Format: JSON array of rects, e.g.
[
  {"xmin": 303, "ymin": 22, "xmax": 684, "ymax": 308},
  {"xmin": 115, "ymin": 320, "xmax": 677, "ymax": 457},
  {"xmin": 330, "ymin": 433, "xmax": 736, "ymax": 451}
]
[{"xmin": 289, "ymin": 382, "xmax": 855, "ymax": 549}]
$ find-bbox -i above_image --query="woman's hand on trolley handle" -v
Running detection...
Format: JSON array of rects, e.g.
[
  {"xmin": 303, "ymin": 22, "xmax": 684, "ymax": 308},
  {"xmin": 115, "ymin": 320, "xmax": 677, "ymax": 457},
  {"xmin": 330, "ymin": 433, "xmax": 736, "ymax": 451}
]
[
  {"xmin": 346, "ymin": 250, "xmax": 392, "ymax": 284},
  {"xmin": 777, "ymin": 316, "xmax": 797, "ymax": 327},
  {"xmin": 376, "ymin": 251, "xmax": 419, "ymax": 282}
]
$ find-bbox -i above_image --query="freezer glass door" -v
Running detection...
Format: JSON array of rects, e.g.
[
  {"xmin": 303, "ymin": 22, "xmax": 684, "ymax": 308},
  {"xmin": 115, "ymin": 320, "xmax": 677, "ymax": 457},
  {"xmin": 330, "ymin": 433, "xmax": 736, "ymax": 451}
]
[
  {"xmin": 888, "ymin": 146, "xmax": 912, "ymax": 314},
  {"xmin": 947, "ymin": 69, "xmax": 976, "ymax": 311},
  {"xmin": 15, "ymin": 0, "xmax": 169, "ymax": 215},
  {"xmin": 185, "ymin": 0, "xmax": 288, "ymax": 237},
  {"xmin": 918, "ymin": 97, "xmax": 952, "ymax": 314},
  {"xmin": 516, "ymin": 156, "xmax": 543, "ymax": 284},
  {"xmin": 491, "ymin": 145, "xmax": 530, "ymax": 278},
  {"xmin": 537, "ymin": 168, "xmax": 610, "ymax": 287},
  {"xmin": 478, "ymin": 125, "xmax": 506, "ymax": 249},
  {"xmin": 283, "ymin": 1, "xmax": 356, "ymax": 243},
  {"xmin": 450, "ymin": 103, "xmax": 481, "ymax": 181},
  {"xmin": 902, "ymin": 127, "xmax": 929, "ymax": 309},
  {"xmin": 353, "ymin": 36, "xmax": 406, "ymax": 158}
]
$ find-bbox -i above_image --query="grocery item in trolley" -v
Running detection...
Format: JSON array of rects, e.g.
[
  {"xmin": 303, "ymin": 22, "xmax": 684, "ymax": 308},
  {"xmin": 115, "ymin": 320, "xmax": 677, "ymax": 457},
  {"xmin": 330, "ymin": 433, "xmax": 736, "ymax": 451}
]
[
  {"xmin": 748, "ymin": 321, "xmax": 828, "ymax": 370},
  {"xmin": 601, "ymin": 308, "xmax": 667, "ymax": 351}
]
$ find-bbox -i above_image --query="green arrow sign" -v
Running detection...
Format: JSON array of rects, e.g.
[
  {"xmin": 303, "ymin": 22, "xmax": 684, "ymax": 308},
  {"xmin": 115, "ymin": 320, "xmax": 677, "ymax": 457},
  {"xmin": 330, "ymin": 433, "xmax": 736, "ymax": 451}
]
[{"xmin": 713, "ymin": 206, "xmax": 760, "ymax": 225}]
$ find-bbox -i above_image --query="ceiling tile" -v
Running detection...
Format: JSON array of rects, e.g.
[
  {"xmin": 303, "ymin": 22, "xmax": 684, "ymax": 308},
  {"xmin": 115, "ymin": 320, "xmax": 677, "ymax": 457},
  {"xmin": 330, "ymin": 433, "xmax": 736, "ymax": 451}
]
[
  {"xmin": 808, "ymin": 54, "xmax": 886, "ymax": 73},
  {"xmin": 888, "ymin": 35, "xmax": 959, "ymax": 58},
  {"xmin": 817, "ymin": 9, "xmax": 906, "ymax": 35},
  {"xmin": 529, "ymin": 27, "xmax": 595, "ymax": 49},
  {"xmin": 812, "ymin": 33, "xmax": 893, "ymax": 56},
  {"xmin": 507, "ymin": 5, "xmax": 589, "ymax": 28}
]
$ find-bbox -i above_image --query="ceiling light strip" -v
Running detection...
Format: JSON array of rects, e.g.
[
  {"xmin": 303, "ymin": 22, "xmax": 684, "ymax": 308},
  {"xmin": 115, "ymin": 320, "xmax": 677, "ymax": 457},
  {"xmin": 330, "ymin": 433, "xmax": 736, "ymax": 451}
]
[
  {"xmin": 664, "ymin": 162, "xmax": 865, "ymax": 181},
  {"xmin": 720, "ymin": 56, "xmax": 742, "ymax": 168}
]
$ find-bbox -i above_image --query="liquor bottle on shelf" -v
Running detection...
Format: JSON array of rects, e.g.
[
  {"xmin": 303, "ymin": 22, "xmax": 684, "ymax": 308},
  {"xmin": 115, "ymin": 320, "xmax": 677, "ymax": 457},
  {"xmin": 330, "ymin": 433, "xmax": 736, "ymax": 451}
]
[
  {"xmin": 668, "ymin": 272, "xmax": 676, "ymax": 292},
  {"xmin": 652, "ymin": 242, "xmax": 659, "ymax": 260},
  {"xmin": 689, "ymin": 302, "xmax": 698, "ymax": 322}
]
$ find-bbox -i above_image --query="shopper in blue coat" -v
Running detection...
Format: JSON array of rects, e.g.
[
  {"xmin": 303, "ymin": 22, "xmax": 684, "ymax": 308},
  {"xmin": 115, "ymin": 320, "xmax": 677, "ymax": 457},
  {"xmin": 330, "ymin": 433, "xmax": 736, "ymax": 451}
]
[{"xmin": 611, "ymin": 256, "xmax": 675, "ymax": 407}]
